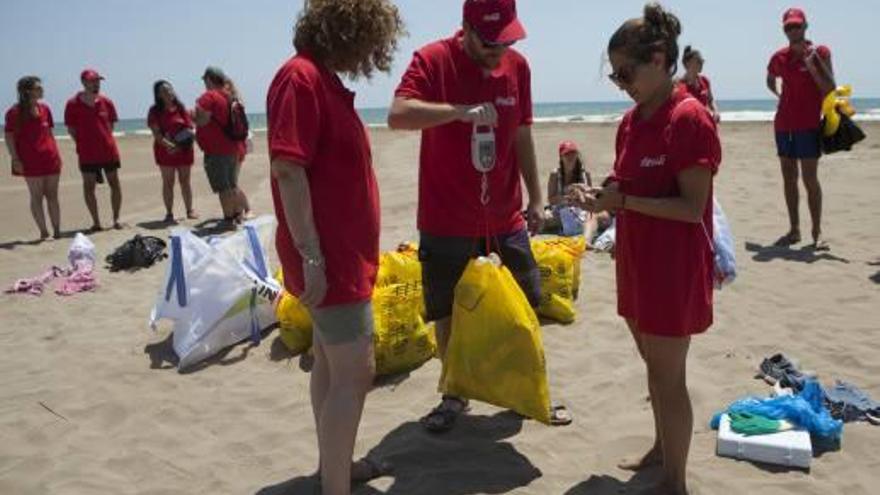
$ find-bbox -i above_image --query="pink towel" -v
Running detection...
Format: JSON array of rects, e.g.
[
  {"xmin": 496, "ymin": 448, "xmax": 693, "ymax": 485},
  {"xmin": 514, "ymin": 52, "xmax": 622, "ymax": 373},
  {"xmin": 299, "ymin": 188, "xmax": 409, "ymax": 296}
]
[
  {"xmin": 6, "ymin": 261, "xmax": 97, "ymax": 297},
  {"xmin": 56, "ymin": 260, "xmax": 97, "ymax": 296}
]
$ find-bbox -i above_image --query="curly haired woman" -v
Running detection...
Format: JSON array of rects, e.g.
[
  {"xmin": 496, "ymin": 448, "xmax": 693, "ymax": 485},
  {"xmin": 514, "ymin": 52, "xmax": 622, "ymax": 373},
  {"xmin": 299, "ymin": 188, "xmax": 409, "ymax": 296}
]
[{"xmin": 266, "ymin": 1, "xmax": 405, "ymax": 493}]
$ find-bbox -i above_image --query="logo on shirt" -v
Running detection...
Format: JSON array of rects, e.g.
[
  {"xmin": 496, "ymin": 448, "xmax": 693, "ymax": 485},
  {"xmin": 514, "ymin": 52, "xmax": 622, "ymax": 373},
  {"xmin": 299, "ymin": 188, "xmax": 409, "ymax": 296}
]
[
  {"xmin": 496, "ymin": 96, "xmax": 517, "ymax": 107},
  {"xmin": 483, "ymin": 13, "xmax": 501, "ymax": 22},
  {"xmin": 640, "ymin": 155, "xmax": 666, "ymax": 168}
]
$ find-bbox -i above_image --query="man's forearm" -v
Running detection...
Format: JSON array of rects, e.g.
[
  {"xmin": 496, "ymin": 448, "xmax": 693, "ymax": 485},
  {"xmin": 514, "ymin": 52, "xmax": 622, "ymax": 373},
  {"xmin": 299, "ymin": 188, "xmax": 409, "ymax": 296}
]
[
  {"xmin": 387, "ymin": 97, "xmax": 463, "ymax": 130},
  {"xmin": 271, "ymin": 160, "xmax": 323, "ymax": 260}
]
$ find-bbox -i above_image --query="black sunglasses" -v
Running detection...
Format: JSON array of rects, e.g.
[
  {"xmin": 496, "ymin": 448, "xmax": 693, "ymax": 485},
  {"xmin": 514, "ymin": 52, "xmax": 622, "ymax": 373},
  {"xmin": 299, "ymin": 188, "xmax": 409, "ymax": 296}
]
[
  {"xmin": 784, "ymin": 23, "xmax": 804, "ymax": 32},
  {"xmin": 608, "ymin": 63, "xmax": 639, "ymax": 86},
  {"xmin": 473, "ymin": 30, "xmax": 516, "ymax": 49}
]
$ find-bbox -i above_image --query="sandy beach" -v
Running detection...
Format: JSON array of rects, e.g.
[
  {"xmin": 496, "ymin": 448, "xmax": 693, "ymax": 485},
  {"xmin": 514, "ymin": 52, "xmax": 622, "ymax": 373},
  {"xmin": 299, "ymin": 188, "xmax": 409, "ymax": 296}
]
[{"xmin": 0, "ymin": 121, "xmax": 878, "ymax": 494}]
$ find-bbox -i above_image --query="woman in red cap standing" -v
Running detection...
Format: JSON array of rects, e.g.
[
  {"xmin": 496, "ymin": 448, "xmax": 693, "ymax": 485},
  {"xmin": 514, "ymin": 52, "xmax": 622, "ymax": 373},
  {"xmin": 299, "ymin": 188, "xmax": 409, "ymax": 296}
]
[
  {"xmin": 766, "ymin": 7, "xmax": 834, "ymax": 249},
  {"xmin": 4, "ymin": 76, "xmax": 63, "ymax": 240}
]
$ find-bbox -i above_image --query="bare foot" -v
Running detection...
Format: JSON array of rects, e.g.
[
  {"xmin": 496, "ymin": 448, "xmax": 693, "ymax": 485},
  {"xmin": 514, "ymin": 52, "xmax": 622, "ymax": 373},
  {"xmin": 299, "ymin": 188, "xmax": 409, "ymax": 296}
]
[
  {"xmin": 113, "ymin": 222, "xmax": 126, "ymax": 230},
  {"xmin": 86, "ymin": 224, "xmax": 103, "ymax": 234},
  {"xmin": 39, "ymin": 231, "xmax": 51, "ymax": 241},
  {"xmin": 774, "ymin": 230, "xmax": 801, "ymax": 247},
  {"xmin": 812, "ymin": 231, "xmax": 830, "ymax": 252},
  {"xmin": 186, "ymin": 210, "xmax": 199, "ymax": 220},
  {"xmin": 618, "ymin": 444, "xmax": 663, "ymax": 471}
]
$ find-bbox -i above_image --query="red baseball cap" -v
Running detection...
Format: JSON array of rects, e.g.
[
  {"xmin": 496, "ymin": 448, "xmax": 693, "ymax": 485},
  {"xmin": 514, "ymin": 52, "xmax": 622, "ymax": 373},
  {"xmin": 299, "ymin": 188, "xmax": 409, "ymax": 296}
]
[
  {"xmin": 80, "ymin": 69, "xmax": 104, "ymax": 81},
  {"xmin": 463, "ymin": 0, "xmax": 526, "ymax": 44},
  {"xmin": 783, "ymin": 8, "xmax": 807, "ymax": 26},
  {"xmin": 559, "ymin": 140, "xmax": 579, "ymax": 156}
]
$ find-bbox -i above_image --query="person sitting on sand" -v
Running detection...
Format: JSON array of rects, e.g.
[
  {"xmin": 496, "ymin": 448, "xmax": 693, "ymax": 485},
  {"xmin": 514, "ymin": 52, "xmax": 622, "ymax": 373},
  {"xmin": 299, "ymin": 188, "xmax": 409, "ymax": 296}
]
[
  {"xmin": 677, "ymin": 45, "xmax": 720, "ymax": 122},
  {"xmin": 4, "ymin": 76, "xmax": 63, "ymax": 240},
  {"xmin": 545, "ymin": 141, "xmax": 613, "ymax": 246}
]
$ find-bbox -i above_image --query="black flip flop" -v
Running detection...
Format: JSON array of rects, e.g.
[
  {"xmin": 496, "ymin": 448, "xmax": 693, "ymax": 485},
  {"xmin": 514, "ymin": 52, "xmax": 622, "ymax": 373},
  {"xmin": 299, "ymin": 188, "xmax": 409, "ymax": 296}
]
[
  {"xmin": 420, "ymin": 395, "xmax": 469, "ymax": 434},
  {"xmin": 351, "ymin": 457, "xmax": 393, "ymax": 484},
  {"xmin": 550, "ymin": 404, "xmax": 573, "ymax": 426}
]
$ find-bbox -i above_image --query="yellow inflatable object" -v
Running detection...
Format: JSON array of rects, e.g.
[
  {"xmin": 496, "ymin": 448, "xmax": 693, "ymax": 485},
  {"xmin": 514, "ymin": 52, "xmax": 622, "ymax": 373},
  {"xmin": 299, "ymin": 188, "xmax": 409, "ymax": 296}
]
[
  {"xmin": 531, "ymin": 237, "xmax": 586, "ymax": 324},
  {"xmin": 276, "ymin": 290, "xmax": 313, "ymax": 355},
  {"xmin": 822, "ymin": 85, "xmax": 857, "ymax": 137},
  {"xmin": 274, "ymin": 269, "xmax": 314, "ymax": 355},
  {"xmin": 373, "ymin": 282, "xmax": 437, "ymax": 376},
  {"xmin": 442, "ymin": 256, "xmax": 551, "ymax": 424}
]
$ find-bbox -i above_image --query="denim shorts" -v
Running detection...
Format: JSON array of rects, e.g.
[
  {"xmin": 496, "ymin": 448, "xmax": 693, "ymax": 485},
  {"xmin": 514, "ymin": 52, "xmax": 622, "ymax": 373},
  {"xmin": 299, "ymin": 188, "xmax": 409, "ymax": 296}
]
[
  {"xmin": 776, "ymin": 130, "xmax": 821, "ymax": 160},
  {"xmin": 418, "ymin": 229, "xmax": 541, "ymax": 322}
]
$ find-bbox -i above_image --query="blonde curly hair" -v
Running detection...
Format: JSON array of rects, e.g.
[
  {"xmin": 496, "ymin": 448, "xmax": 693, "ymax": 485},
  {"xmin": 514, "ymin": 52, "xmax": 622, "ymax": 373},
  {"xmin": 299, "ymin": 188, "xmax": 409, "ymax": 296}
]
[{"xmin": 294, "ymin": 0, "xmax": 406, "ymax": 79}]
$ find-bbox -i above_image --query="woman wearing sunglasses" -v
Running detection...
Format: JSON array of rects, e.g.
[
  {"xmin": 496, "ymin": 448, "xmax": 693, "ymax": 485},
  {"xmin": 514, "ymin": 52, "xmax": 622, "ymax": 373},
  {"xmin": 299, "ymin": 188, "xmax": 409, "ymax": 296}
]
[{"xmin": 567, "ymin": 3, "xmax": 720, "ymax": 494}]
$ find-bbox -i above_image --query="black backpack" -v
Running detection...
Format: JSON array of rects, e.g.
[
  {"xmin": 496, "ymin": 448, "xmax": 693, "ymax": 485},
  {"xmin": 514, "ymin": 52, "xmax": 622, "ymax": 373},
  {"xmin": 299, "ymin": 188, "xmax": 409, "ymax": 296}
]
[
  {"xmin": 106, "ymin": 235, "xmax": 168, "ymax": 272},
  {"xmin": 221, "ymin": 97, "xmax": 249, "ymax": 142}
]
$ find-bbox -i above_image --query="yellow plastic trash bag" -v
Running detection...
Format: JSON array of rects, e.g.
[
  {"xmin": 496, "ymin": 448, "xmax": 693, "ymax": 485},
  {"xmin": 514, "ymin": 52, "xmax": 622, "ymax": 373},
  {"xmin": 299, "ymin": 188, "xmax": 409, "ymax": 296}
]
[
  {"xmin": 531, "ymin": 237, "xmax": 586, "ymax": 323},
  {"xmin": 442, "ymin": 256, "xmax": 551, "ymax": 424},
  {"xmin": 376, "ymin": 250, "xmax": 422, "ymax": 288},
  {"xmin": 276, "ymin": 290, "xmax": 313, "ymax": 355},
  {"xmin": 373, "ymin": 282, "xmax": 436, "ymax": 376}
]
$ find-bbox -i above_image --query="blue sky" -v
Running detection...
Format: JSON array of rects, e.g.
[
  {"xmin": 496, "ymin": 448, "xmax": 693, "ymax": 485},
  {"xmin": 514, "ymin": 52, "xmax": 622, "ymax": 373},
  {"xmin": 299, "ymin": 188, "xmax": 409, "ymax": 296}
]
[{"xmin": 1, "ymin": 0, "xmax": 877, "ymax": 118}]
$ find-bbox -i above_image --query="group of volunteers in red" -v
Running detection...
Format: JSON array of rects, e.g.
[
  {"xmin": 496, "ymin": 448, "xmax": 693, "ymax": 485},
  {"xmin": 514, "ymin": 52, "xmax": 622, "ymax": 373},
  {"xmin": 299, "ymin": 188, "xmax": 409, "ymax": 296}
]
[
  {"xmin": 4, "ymin": 2, "xmax": 837, "ymax": 494},
  {"xmin": 4, "ymin": 67, "xmax": 254, "ymax": 240}
]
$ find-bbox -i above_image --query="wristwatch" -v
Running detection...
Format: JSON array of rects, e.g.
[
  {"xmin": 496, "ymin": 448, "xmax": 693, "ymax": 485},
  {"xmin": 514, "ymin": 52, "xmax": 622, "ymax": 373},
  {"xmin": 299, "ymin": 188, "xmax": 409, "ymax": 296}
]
[{"xmin": 303, "ymin": 255, "xmax": 325, "ymax": 269}]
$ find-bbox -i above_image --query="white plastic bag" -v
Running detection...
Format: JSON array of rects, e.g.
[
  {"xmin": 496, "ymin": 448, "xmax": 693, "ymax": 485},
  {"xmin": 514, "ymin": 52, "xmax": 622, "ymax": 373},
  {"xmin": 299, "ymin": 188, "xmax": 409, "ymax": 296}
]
[
  {"xmin": 592, "ymin": 217, "xmax": 616, "ymax": 252},
  {"xmin": 68, "ymin": 232, "xmax": 96, "ymax": 265},
  {"xmin": 710, "ymin": 197, "xmax": 737, "ymax": 289},
  {"xmin": 149, "ymin": 215, "xmax": 281, "ymax": 370},
  {"xmin": 558, "ymin": 206, "xmax": 587, "ymax": 237}
]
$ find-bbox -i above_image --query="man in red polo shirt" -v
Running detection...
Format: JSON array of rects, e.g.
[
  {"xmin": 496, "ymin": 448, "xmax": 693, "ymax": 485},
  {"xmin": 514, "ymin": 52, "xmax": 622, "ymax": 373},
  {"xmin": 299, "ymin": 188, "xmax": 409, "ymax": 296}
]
[
  {"xmin": 766, "ymin": 8, "xmax": 834, "ymax": 250},
  {"xmin": 389, "ymin": 0, "xmax": 565, "ymax": 433},
  {"xmin": 64, "ymin": 69, "xmax": 124, "ymax": 231}
]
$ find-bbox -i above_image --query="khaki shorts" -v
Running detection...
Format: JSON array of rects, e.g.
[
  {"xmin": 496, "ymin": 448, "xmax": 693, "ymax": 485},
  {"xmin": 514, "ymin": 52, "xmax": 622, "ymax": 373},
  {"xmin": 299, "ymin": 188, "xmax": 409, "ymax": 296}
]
[{"xmin": 309, "ymin": 301, "xmax": 374, "ymax": 345}]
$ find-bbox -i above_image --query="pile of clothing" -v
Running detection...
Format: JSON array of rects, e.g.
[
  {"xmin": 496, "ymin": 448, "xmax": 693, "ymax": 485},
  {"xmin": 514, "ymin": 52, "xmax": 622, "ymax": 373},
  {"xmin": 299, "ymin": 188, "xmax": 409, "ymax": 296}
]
[
  {"xmin": 710, "ymin": 352, "xmax": 879, "ymax": 468},
  {"xmin": 5, "ymin": 233, "xmax": 98, "ymax": 297}
]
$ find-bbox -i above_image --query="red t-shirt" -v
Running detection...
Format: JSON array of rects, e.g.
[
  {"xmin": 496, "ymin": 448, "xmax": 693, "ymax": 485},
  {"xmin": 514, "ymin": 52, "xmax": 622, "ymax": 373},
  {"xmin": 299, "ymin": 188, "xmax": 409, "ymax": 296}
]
[
  {"xmin": 679, "ymin": 75, "xmax": 712, "ymax": 109},
  {"xmin": 64, "ymin": 93, "xmax": 120, "ymax": 164},
  {"xmin": 267, "ymin": 53, "xmax": 380, "ymax": 307},
  {"xmin": 768, "ymin": 43, "xmax": 831, "ymax": 132},
  {"xmin": 4, "ymin": 103, "xmax": 62, "ymax": 177},
  {"xmin": 394, "ymin": 33, "xmax": 533, "ymax": 237},
  {"xmin": 612, "ymin": 87, "xmax": 721, "ymax": 337},
  {"xmin": 147, "ymin": 106, "xmax": 195, "ymax": 167},
  {"xmin": 195, "ymin": 89, "xmax": 238, "ymax": 156}
]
